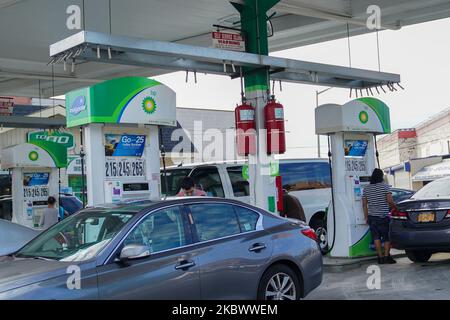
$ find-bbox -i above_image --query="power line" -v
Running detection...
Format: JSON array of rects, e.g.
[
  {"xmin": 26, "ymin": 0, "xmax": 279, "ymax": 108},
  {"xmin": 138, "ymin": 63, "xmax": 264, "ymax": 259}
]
[
  {"xmin": 376, "ymin": 29, "xmax": 381, "ymax": 72},
  {"xmin": 346, "ymin": 23, "xmax": 352, "ymax": 68},
  {"xmin": 108, "ymin": 0, "xmax": 112, "ymax": 34}
]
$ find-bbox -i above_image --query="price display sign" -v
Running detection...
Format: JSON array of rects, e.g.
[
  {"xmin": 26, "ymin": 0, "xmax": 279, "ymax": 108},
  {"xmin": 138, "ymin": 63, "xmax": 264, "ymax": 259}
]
[
  {"xmin": 105, "ymin": 157, "xmax": 145, "ymax": 179},
  {"xmin": 345, "ymin": 158, "xmax": 367, "ymax": 173},
  {"xmin": 23, "ymin": 173, "xmax": 50, "ymax": 202}
]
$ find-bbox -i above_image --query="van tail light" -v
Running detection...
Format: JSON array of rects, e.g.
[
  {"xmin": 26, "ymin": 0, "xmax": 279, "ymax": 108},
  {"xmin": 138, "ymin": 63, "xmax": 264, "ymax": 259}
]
[
  {"xmin": 301, "ymin": 228, "xmax": 318, "ymax": 242},
  {"xmin": 391, "ymin": 209, "xmax": 408, "ymax": 220},
  {"xmin": 446, "ymin": 210, "xmax": 450, "ymax": 218}
]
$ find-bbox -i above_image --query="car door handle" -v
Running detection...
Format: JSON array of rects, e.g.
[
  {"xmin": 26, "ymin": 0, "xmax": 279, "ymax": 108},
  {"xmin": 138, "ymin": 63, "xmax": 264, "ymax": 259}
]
[
  {"xmin": 175, "ymin": 260, "xmax": 196, "ymax": 270},
  {"xmin": 249, "ymin": 243, "xmax": 267, "ymax": 252}
]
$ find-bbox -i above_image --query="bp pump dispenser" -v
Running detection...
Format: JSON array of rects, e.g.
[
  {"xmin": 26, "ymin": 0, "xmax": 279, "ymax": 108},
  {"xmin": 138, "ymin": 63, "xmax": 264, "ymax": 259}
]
[
  {"xmin": 65, "ymin": 77, "xmax": 177, "ymax": 206},
  {"xmin": 315, "ymin": 98, "xmax": 391, "ymax": 258}
]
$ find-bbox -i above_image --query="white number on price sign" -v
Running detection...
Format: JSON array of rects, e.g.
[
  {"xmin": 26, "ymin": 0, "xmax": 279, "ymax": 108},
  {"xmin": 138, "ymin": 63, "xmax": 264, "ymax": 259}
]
[
  {"xmin": 105, "ymin": 158, "xmax": 145, "ymax": 179},
  {"xmin": 346, "ymin": 159, "xmax": 367, "ymax": 172},
  {"xmin": 24, "ymin": 186, "xmax": 49, "ymax": 199}
]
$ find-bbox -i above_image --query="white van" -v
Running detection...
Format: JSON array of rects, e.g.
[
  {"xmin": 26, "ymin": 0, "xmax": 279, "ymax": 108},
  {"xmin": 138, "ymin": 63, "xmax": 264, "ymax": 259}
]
[{"xmin": 161, "ymin": 159, "xmax": 331, "ymax": 249}]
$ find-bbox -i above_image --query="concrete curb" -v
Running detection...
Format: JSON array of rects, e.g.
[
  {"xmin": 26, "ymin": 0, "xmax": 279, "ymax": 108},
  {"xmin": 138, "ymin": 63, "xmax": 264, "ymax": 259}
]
[{"xmin": 323, "ymin": 251, "xmax": 407, "ymax": 272}]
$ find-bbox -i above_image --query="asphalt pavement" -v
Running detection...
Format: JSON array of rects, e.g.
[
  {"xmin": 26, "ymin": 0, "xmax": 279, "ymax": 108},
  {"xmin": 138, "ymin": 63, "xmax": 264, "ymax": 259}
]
[{"xmin": 306, "ymin": 253, "xmax": 450, "ymax": 299}]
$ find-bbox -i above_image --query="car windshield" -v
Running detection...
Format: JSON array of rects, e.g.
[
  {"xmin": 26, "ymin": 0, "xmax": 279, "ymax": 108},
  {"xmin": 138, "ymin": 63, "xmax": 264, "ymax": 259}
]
[
  {"xmin": 15, "ymin": 210, "xmax": 135, "ymax": 261},
  {"xmin": 412, "ymin": 179, "xmax": 450, "ymax": 200}
]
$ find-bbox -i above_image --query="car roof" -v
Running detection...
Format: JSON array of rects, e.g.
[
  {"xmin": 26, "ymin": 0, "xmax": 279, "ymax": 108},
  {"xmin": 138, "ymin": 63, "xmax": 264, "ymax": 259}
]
[
  {"xmin": 85, "ymin": 197, "xmax": 261, "ymax": 214},
  {"xmin": 84, "ymin": 200, "xmax": 157, "ymax": 212}
]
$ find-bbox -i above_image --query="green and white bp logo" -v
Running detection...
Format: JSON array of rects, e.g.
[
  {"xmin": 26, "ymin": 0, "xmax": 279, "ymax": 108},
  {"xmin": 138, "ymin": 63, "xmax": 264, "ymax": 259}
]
[
  {"xmin": 28, "ymin": 151, "xmax": 39, "ymax": 161},
  {"xmin": 359, "ymin": 111, "xmax": 369, "ymax": 124},
  {"xmin": 28, "ymin": 131, "xmax": 75, "ymax": 150},
  {"xmin": 142, "ymin": 97, "xmax": 157, "ymax": 114}
]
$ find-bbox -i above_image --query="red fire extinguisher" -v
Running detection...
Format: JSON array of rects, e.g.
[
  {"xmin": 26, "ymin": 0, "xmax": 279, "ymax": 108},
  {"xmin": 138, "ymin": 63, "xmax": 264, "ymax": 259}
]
[
  {"xmin": 264, "ymin": 96, "xmax": 286, "ymax": 154},
  {"xmin": 235, "ymin": 102, "xmax": 256, "ymax": 156},
  {"xmin": 276, "ymin": 175, "xmax": 284, "ymax": 214}
]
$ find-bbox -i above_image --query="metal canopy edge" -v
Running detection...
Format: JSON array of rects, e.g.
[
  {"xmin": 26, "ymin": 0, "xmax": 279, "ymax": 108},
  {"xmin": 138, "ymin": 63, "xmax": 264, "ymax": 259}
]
[
  {"xmin": 0, "ymin": 116, "xmax": 66, "ymax": 129},
  {"xmin": 50, "ymin": 31, "xmax": 400, "ymax": 89}
]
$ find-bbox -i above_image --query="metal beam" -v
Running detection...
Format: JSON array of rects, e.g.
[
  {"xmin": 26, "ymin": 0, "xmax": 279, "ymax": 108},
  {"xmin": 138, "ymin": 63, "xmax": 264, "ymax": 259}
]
[
  {"xmin": 275, "ymin": 2, "xmax": 401, "ymax": 30},
  {"xmin": 0, "ymin": 115, "xmax": 66, "ymax": 129},
  {"xmin": 0, "ymin": 69, "xmax": 103, "ymax": 84},
  {"xmin": 50, "ymin": 31, "xmax": 400, "ymax": 90}
]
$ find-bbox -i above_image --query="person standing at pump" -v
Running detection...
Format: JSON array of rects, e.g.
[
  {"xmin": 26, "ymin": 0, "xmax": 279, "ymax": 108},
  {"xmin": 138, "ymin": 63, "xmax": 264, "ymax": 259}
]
[
  {"xmin": 39, "ymin": 196, "xmax": 59, "ymax": 230},
  {"xmin": 363, "ymin": 168, "xmax": 397, "ymax": 264},
  {"xmin": 281, "ymin": 189, "xmax": 306, "ymax": 222},
  {"xmin": 176, "ymin": 177, "xmax": 207, "ymax": 197}
]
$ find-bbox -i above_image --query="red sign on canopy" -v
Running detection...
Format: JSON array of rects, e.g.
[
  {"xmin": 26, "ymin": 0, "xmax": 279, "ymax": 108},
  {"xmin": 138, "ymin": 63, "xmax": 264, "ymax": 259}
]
[
  {"xmin": 212, "ymin": 31, "xmax": 245, "ymax": 52},
  {"xmin": 0, "ymin": 99, "xmax": 14, "ymax": 116}
]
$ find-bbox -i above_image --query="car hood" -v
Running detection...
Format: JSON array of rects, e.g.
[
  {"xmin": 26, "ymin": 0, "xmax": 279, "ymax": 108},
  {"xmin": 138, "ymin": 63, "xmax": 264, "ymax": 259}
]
[{"xmin": 0, "ymin": 255, "xmax": 72, "ymax": 293}]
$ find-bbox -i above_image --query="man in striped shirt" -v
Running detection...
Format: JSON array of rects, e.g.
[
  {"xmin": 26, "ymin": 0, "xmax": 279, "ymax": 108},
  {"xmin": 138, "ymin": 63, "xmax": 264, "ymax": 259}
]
[{"xmin": 362, "ymin": 168, "xmax": 398, "ymax": 264}]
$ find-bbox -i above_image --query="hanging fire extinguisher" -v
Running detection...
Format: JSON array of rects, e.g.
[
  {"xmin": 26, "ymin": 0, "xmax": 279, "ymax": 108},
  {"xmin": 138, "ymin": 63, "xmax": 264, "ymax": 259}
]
[
  {"xmin": 235, "ymin": 102, "xmax": 256, "ymax": 156},
  {"xmin": 264, "ymin": 96, "xmax": 286, "ymax": 154}
]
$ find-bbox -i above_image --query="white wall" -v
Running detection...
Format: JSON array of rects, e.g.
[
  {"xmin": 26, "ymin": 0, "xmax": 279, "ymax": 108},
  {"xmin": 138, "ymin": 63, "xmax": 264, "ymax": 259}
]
[
  {"xmin": 416, "ymin": 111, "xmax": 450, "ymax": 158},
  {"xmin": 393, "ymin": 171, "xmax": 412, "ymax": 190}
]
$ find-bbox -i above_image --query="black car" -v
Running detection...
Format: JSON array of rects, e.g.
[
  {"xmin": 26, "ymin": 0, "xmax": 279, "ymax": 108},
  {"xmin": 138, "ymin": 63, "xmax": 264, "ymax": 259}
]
[{"xmin": 390, "ymin": 177, "xmax": 450, "ymax": 262}]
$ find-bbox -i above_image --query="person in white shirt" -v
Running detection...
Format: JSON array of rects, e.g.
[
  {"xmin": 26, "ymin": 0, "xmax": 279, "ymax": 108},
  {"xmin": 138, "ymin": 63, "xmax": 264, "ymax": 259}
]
[{"xmin": 39, "ymin": 196, "xmax": 59, "ymax": 229}]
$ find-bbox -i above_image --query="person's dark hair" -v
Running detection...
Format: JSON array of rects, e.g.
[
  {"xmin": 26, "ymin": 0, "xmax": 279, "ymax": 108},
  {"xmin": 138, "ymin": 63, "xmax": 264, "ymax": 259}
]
[
  {"xmin": 47, "ymin": 196, "xmax": 56, "ymax": 205},
  {"xmin": 370, "ymin": 168, "xmax": 385, "ymax": 184},
  {"xmin": 180, "ymin": 177, "xmax": 195, "ymax": 190}
]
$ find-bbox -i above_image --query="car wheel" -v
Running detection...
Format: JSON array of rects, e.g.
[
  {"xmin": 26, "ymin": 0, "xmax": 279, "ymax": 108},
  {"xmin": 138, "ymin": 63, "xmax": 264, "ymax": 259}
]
[
  {"xmin": 406, "ymin": 250, "xmax": 432, "ymax": 263},
  {"xmin": 257, "ymin": 264, "xmax": 301, "ymax": 300},
  {"xmin": 310, "ymin": 218, "xmax": 328, "ymax": 254}
]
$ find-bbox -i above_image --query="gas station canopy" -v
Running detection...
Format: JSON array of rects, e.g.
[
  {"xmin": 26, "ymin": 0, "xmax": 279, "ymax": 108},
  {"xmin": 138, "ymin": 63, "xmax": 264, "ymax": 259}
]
[
  {"xmin": 1, "ymin": 0, "xmax": 450, "ymax": 97},
  {"xmin": 49, "ymin": 31, "xmax": 399, "ymax": 89}
]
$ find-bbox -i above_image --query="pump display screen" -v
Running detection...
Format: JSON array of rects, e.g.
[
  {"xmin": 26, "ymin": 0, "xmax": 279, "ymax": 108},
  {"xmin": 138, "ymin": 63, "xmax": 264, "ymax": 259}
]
[
  {"xmin": 123, "ymin": 183, "xmax": 149, "ymax": 192},
  {"xmin": 105, "ymin": 134, "xmax": 146, "ymax": 157},
  {"xmin": 344, "ymin": 140, "xmax": 368, "ymax": 157},
  {"xmin": 23, "ymin": 173, "xmax": 49, "ymax": 186}
]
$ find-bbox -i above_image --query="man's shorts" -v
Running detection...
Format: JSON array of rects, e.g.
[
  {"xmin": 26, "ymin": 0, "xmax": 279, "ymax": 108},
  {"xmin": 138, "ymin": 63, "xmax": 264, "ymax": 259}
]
[{"xmin": 368, "ymin": 216, "xmax": 390, "ymax": 241}]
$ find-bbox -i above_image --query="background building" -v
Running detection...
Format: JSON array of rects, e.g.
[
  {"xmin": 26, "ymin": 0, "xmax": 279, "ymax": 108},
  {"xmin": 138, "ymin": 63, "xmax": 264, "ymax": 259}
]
[{"xmin": 378, "ymin": 107, "xmax": 450, "ymax": 190}]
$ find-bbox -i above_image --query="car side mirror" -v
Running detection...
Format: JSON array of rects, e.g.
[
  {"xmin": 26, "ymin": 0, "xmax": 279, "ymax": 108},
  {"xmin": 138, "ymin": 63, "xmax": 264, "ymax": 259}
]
[{"xmin": 119, "ymin": 244, "xmax": 150, "ymax": 261}]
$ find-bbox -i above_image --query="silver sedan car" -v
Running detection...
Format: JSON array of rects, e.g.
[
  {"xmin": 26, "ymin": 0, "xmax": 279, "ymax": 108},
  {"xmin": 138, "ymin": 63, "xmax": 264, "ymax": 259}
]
[
  {"xmin": 0, "ymin": 198, "xmax": 323, "ymax": 300},
  {"xmin": 0, "ymin": 219, "xmax": 40, "ymax": 256}
]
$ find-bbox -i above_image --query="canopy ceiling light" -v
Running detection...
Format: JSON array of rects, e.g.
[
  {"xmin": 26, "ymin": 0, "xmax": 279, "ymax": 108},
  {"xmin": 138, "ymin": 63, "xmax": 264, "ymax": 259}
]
[{"xmin": 50, "ymin": 31, "xmax": 400, "ymax": 90}]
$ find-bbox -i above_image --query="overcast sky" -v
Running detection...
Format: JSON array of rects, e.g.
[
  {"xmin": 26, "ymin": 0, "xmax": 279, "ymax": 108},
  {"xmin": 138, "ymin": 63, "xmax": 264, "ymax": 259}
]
[{"xmin": 155, "ymin": 17, "xmax": 450, "ymax": 158}]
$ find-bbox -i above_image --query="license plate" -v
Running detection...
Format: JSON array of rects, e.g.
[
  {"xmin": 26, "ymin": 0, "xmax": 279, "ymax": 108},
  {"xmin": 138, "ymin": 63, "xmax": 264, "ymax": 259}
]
[{"xmin": 417, "ymin": 212, "xmax": 435, "ymax": 223}]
